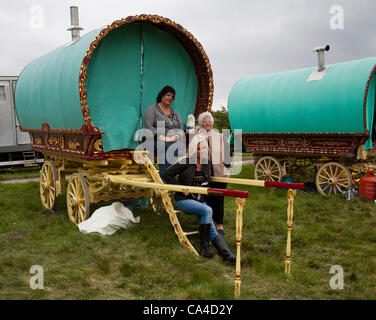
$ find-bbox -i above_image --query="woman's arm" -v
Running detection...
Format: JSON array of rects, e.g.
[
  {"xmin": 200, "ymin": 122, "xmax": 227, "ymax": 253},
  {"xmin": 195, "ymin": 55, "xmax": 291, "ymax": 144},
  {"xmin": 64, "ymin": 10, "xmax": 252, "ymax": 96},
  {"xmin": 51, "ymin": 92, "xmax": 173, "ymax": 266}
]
[
  {"xmin": 143, "ymin": 105, "xmax": 157, "ymax": 136},
  {"xmin": 162, "ymin": 159, "xmax": 189, "ymax": 185}
]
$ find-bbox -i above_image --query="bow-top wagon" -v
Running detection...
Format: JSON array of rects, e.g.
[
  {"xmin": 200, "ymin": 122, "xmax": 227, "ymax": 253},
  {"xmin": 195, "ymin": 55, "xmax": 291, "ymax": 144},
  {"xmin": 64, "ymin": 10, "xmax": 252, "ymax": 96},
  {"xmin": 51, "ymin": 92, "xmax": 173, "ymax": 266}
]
[
  {"xmin": 228, "ymin": 50, "xmax": 376, "ymax": 195},
  {"xmin": 14, "ymin": 14, "xmax": 227, "ymax": 255}
]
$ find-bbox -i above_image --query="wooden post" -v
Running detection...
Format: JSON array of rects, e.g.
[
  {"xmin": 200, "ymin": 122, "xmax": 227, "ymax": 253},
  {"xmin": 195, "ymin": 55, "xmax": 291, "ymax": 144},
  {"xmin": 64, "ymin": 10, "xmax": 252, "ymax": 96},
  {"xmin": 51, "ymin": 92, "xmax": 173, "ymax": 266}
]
[
  {"xmin": 285, "ymin": 189, "xmax": 296, "ymax": 275},
  {"xmin": 235, "ymin": 197, "xmax": 245, "ymax": 298}
]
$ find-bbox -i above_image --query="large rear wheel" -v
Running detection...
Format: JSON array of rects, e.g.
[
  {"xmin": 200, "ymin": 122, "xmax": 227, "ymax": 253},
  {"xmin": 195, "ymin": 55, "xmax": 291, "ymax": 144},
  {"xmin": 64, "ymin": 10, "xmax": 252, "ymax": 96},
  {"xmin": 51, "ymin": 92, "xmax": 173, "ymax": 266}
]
[{"xmin": 66, "ymin": 173, "xmax": 90, "ymax": 225}]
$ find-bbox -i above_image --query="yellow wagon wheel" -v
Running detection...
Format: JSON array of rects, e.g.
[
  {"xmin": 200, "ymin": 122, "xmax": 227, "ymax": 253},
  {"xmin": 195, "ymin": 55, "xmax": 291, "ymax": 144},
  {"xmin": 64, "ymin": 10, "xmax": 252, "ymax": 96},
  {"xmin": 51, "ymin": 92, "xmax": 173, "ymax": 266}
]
[
  {"xmin": 66, "ymin": 173, "xmax": 90, "ymax": 225},
  {"xmin": 40, "ymin": 160, "xmax": 58, "ymax": 211},
  {"xmin": 254, "ymin": 156, "xmax": 283, "ymax": 181},
  {"xmin": 315, "ymin": 162, "xmax": 352, "ymax": 195}
]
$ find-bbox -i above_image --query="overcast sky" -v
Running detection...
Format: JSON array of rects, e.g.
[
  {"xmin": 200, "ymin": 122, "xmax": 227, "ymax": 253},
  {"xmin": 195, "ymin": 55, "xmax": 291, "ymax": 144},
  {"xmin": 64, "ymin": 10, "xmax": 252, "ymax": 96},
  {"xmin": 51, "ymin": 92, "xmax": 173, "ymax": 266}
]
[{"xmin": 1, "ymin": 0, "xmax": 375, "ymax": 110}]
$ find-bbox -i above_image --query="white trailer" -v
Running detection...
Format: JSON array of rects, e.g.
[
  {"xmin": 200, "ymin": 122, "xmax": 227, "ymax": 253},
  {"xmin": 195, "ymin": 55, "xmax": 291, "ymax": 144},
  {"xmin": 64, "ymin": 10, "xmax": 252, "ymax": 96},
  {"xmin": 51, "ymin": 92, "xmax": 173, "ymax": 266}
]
[{"xmin": 0, "ymin": 76, "xmax": 43, "ymax": 167}]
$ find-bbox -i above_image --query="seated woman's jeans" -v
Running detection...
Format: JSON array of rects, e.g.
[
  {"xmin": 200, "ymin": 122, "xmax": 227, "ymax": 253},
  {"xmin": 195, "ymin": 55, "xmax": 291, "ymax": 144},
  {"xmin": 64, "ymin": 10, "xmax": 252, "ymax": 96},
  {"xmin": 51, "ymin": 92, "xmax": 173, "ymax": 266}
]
[{"xmin": 175, "ymin": 200, "xmax": 219, "ymax": 240}]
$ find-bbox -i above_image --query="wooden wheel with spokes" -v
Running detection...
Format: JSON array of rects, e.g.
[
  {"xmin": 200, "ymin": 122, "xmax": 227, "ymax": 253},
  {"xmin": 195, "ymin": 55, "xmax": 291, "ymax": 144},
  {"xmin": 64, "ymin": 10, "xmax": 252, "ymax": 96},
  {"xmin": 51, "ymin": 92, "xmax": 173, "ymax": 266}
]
[
  {"xmin": 40, "ymin": 160, "xmax": 58, "ymax": 211},
  {"xmin": 66, "ymin": 173, "xmax": 90, "ymax": 225},
  {"xmin": 254, "ymin": 156, "xmax": 283, "ymax": 181},
  {"xmin": 315, "ymin": 162, "xmax": 352, "ymax": 195}
]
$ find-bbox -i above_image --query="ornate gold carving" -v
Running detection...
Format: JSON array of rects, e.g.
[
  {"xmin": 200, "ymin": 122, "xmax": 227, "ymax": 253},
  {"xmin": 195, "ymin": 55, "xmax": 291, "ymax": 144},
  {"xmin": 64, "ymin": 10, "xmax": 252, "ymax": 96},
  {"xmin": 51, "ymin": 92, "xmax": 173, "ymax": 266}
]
[
  {"xmin": 68, "ymin": 139, "xmax": 80, "ymax": 150},
  {"xmin": 60, "ymin": 136, "xmax": 65, "ymax": 150},
  {"xmin": 48, "ymin": 136, "xmax": 60, "ymax": 147},
  {"xmin": 35, "ymin": 136, "xmax": 43, "ymax": 145},
  {"xmin": 285, "ymin": 139, "xmax": 302, "ymax": 147},
  {"xmin": 93, "ymin": 139, "xmax": 103, "ymax": 152}
]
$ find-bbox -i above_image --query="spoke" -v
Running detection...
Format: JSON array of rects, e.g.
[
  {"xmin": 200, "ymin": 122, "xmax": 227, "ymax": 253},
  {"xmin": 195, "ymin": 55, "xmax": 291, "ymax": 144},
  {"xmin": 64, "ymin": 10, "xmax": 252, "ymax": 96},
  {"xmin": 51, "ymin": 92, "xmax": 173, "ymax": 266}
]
[
  {"xmin": 259, "ymin": 162, "xmax": 266, "ymax": 172},
  {"xmin": 337, "ymin": 182, "xmax": 347, "ymax": 188},
  {"xmin": 319, "ymin": 174, "xmax": 329, "ymax": 181},
  {"xmin": 79, "ymin": 205, "xmax": 85, "ymax": 222},
  {"xmin": 329, "ymin": 165, "xmax": 334, "ymax": 177},
  {"xmin": 271, "ymin": 174, "xmax": 280, "ymax": 179},
  {"xmin": 79, "ymin": 202, "xmax": 86, "ymax": 213},
  {"xmin": 270, "ymin": 163, "xmax": 277, "ymax": 171},
  {"xmin": 41, "ymin": 171, "xmax": 47, "ymax": 183},
  {"xmin": 334, "ymin": 165, "xmax": 339, "ymax": 177},
  {"xmin": 267, "ymin": 158, "xmax": 271, "ymax": 170},
  {"xmin": 321, "ymin": 184, "xmax": 330, "ymax": 192},
  {"xmin": 71, "ymin": 180, "xmax": 77, "ymax": 194},
  {"xmin": 322, "ymin": 167, "xmax": 331, "ymax": 178},
  {"xmin": 256, "ymin": 170, "xmax": 267, "ymax": 176},
  {"xmin": 334, "ymin": 184, "xmax": 343, "ymax": 193},
  {"xmin": 49, "ymin": 192, "xmax": 54, "ymax": 205}
]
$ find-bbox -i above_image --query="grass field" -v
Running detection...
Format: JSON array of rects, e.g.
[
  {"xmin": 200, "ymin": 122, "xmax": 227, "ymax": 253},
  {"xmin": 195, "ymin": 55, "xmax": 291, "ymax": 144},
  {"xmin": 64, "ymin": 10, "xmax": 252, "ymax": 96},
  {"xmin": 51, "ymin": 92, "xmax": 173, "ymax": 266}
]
[
  {"xmin": 0, "ymin": 166, "xmax": 40, "ymax": 182},
  {"xmin": 0, "ymin": 164, "xmax": 375, "ymax": 300}
]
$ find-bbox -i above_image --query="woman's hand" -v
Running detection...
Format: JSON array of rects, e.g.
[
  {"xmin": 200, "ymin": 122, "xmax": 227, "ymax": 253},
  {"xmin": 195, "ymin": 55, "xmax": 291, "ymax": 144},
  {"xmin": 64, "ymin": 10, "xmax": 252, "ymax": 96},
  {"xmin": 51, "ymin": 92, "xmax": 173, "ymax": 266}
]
[{"xmin": 166, "ymin": 135, "xmax": 179, "ymax": 142}]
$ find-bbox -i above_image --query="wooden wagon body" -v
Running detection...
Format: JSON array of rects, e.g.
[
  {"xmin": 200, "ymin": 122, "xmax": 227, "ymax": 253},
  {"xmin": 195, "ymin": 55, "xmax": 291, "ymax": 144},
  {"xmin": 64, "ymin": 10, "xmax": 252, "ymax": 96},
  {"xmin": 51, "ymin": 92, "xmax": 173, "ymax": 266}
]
[{"xmin": 228, "ymin": 56, "xmax": 376, "ymax": 194}]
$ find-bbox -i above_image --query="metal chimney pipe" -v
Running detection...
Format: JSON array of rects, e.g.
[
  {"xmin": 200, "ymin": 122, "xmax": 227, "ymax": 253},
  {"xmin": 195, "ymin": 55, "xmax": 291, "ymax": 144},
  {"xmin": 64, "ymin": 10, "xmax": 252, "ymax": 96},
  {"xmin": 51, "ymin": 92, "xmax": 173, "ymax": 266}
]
[
  {"xmin": 313, "ymin": 45, "xmax": 330, "ymax": 71},
  {"xmin": 67, "ymin": 6, "xmax": 83, "ymax": 41}
]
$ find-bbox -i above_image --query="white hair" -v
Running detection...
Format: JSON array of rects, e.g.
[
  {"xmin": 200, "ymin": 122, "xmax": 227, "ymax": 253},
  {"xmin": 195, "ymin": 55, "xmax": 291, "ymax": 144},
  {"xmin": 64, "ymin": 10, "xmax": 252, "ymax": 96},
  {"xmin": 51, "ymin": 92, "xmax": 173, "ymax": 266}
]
[
  {"xmin": 187, "ymin": 134, "xmax": 208, "ymax": 159},
  {"xmin": 197, "ymin": 112, "xmax": 214, "ymax": 128}
]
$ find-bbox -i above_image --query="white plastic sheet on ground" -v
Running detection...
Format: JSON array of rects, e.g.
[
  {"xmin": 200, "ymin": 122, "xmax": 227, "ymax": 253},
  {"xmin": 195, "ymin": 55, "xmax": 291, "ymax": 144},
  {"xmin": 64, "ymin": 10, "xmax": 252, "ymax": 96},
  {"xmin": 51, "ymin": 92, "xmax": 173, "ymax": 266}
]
[{"xmin": 78, "ymin": 202, "xmax": 140, "ymax": 236}]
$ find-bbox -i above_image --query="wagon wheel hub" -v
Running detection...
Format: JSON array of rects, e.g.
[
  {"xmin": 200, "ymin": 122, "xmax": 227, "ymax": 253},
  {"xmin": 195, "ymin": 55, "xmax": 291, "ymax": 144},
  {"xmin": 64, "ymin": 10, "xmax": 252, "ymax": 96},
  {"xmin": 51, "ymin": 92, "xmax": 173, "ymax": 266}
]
[{"xmin": 70, "ymin": 197, "xmax": 78, "ymax": 207}]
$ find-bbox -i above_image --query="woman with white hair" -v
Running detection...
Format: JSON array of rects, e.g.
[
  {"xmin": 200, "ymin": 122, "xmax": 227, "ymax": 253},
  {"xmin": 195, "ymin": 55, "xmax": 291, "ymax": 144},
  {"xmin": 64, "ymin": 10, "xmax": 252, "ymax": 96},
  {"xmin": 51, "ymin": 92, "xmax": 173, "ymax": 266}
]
[
  {"xmin": 197, "ymin": 111, "xmax": 232, "ymax": 236},
  {"xmin": 162, "ymin": 135, "xmax": 236, "ymax": 263}
]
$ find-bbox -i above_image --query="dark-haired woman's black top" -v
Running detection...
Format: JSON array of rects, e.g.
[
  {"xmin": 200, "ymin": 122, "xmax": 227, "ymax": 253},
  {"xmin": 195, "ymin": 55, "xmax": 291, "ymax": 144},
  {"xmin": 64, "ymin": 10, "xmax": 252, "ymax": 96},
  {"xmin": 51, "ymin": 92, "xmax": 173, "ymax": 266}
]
[{"xmin": 162, "ymin": 157, "xmax": 211, "ymax": 202}]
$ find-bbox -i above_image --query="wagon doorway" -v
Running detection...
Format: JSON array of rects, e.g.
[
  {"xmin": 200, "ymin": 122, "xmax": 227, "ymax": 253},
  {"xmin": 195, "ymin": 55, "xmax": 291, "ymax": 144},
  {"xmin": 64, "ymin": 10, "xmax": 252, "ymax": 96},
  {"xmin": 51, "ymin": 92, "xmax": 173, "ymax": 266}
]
[{"xmin": 85, "ymin": 22, "xmax": 198, "ymax": 153}]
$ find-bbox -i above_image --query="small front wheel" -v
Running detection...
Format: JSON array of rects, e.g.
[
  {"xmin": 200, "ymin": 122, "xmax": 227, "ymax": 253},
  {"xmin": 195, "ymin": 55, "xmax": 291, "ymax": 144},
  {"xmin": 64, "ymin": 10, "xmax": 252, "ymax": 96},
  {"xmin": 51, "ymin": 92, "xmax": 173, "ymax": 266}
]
[
  {"xmin": 315, "ymin": 162, "xmax": 352, "ymax": 195},
  {"xmin": 40, "ymin": 160, "xmax": 58, "ymax": 211},
  {"xmin": 254, "ymin": 156, "xmax": 283, "ymax": 181}
]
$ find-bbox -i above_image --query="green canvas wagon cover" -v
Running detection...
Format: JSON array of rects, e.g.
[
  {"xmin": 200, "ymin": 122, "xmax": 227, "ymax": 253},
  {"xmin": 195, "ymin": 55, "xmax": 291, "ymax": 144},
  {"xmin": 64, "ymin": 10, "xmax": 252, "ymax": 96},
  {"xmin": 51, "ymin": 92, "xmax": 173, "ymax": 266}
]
[
  {"xmin": 228, "ymin": 57, "xmax": 376, "ymax": 150},
  {"xmin": 15, "ymin": 15, "xmax": 213, "ymax": 153}
]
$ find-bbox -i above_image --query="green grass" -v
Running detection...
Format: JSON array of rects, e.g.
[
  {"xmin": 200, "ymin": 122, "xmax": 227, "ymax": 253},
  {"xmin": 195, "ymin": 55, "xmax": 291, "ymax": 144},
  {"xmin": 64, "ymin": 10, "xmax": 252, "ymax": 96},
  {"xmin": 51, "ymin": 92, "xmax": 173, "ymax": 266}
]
[
  {"xmin": 0, "ymin": 164, "xmax": 375, "ymax": 299},
  {"xmin": 0, "ymin": 166, "xmax": 41, "ymax": 181}
]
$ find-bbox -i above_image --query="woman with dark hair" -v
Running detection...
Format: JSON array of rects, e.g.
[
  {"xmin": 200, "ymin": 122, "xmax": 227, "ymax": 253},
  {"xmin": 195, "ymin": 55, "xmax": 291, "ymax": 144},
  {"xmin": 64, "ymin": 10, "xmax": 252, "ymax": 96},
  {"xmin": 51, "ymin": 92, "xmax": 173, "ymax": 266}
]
[
  {"xmin": 143, "ymin": 86, "xmax": 185, "ymax": 176},
  {"xmin": 162, "ymin": 135, "xmax": 236, "ymax": 263}
]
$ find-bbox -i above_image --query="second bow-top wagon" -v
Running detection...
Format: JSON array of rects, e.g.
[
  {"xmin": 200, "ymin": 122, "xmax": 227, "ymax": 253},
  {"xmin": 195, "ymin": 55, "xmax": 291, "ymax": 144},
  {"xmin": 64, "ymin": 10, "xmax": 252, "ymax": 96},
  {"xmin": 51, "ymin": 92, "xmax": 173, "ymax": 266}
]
[{"xmin": 228, "ymin": 48, "xmax": 376, "ymax": 195}]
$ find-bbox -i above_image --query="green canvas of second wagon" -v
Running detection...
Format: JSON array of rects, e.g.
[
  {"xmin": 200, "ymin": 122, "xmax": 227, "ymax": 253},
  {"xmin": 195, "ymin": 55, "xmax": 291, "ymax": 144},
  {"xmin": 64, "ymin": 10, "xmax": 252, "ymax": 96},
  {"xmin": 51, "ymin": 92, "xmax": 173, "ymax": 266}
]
[{"xmin": 228, "ymin": 55, "xmax": 376, "ymax": 195}]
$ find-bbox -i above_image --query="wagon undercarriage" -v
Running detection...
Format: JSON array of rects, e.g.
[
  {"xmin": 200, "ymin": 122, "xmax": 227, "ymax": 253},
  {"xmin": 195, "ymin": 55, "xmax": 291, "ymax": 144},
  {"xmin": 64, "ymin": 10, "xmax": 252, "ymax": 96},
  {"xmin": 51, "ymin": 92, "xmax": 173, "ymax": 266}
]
[{"xmin": 253, "ymin": 153, "xmax": 376, "ymax": 195}]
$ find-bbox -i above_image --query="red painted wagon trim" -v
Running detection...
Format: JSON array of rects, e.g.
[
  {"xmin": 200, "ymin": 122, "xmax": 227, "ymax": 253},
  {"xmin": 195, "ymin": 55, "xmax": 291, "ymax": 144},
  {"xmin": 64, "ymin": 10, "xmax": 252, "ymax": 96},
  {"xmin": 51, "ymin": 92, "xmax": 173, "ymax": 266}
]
[{"xmin": 363, "ymin": 64, "xmax": 376, "ymax": 136}]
